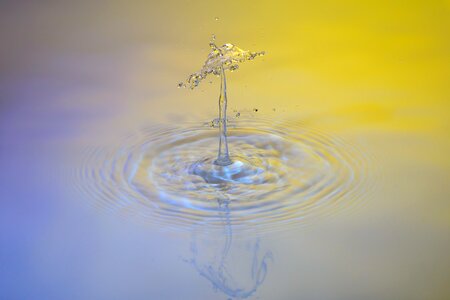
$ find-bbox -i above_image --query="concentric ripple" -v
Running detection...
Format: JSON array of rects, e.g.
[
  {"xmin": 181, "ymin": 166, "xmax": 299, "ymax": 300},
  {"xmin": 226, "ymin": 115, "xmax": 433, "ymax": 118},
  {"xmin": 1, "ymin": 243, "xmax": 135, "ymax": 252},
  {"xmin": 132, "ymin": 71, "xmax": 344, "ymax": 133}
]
[{"xmin": 74, "ymin": 116, "xmax": 372, "ymax": 232}]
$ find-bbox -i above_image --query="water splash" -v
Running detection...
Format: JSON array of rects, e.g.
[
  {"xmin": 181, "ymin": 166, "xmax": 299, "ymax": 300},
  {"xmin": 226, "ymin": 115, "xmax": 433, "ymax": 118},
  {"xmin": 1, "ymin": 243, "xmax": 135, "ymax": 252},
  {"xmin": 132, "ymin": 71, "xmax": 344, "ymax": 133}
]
[
  {"xmin": 180, "ymin": 36, "xmax": 264, "ymax": 168},
  {"xmin": 181, "ymin": 35, "xmax": 265, "ymax": 90}
]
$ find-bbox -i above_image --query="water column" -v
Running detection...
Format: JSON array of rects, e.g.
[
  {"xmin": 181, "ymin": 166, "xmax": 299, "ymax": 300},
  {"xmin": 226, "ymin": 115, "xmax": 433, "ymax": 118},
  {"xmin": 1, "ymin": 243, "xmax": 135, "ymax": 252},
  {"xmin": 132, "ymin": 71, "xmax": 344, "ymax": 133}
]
[
  {"xmin": 181, "ymin": 39, "xmax": 264, "ymax": 167},
  {"xmin": 214, "ymin": 65, "xmax": 232, "ymax": 166}
]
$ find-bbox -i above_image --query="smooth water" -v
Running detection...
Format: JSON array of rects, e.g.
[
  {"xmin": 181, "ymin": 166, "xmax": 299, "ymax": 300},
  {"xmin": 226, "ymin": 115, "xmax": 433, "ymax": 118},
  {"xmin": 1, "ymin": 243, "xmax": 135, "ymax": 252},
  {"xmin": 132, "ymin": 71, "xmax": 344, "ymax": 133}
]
[{"xmin": 1, "ymin": 2, "xmax": 450, "ymax": 300}]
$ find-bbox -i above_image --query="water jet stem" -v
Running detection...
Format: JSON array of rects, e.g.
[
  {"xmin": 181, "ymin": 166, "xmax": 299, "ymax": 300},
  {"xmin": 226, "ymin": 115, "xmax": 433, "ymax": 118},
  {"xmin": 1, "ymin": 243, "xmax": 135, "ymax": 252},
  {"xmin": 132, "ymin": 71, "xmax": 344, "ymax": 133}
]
[{"xmin": 214, "ymin": 66, "xmax": 232, "ymax": 166}]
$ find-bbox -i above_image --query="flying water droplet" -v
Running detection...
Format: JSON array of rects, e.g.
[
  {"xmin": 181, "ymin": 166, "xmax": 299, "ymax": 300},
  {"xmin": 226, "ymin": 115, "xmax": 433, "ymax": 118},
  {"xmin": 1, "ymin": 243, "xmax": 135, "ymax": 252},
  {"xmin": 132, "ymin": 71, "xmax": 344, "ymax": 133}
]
[{"xmin": 208, "ymin": 118, "xmax": 220, "ymax": 128}]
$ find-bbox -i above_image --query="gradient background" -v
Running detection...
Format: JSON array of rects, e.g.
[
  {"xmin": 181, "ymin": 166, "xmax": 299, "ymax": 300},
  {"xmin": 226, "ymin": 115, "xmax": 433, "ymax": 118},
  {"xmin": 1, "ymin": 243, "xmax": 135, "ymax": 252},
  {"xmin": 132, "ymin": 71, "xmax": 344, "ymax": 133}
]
[{"xmin": 1, "ymin": 1, "xmax": 449, "ymax": 299}]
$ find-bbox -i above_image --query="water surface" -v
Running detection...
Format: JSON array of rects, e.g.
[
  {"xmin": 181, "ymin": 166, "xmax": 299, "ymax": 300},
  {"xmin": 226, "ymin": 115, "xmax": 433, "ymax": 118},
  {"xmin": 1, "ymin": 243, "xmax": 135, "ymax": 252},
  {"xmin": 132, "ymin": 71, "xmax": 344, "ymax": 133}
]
[{"xmin": 1, "ymin": 1, "xmax": 449, "ymax": 299}]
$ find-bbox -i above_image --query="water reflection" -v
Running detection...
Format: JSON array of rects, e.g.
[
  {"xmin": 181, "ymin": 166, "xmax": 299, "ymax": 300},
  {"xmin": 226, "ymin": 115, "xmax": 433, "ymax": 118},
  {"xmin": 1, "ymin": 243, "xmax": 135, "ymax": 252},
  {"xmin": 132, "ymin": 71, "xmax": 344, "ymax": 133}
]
[
  {"xmin": 189, "ymin": 198, "xmax": 272, "ymax": 299},
  {"xmin": 71, "ymin": 116, "xmax": 371, "ymax": 298}
]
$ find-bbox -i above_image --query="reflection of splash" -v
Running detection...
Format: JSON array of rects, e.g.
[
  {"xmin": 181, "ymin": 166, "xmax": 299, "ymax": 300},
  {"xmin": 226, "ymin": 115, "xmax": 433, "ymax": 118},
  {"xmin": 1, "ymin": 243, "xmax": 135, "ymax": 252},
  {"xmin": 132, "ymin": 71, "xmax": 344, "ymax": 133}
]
[{"xmin": 189, "ymin": 199, "xmax": 273, "ymax": 299}]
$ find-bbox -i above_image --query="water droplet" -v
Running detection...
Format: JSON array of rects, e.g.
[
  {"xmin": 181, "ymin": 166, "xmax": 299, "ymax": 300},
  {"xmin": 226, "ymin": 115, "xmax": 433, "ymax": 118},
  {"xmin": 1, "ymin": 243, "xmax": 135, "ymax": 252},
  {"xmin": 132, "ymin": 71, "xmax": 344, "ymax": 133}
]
[
  {"xmin": 253, "ymin": 108, "xmax": 258, "ymax": 112},
  {"xmin": 209, "ymin": 118, "xmax": 220, "ymax": 128},
  {"xmin": 214, "ymin": 17, "xmax": 219, "ymax": 21}
]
